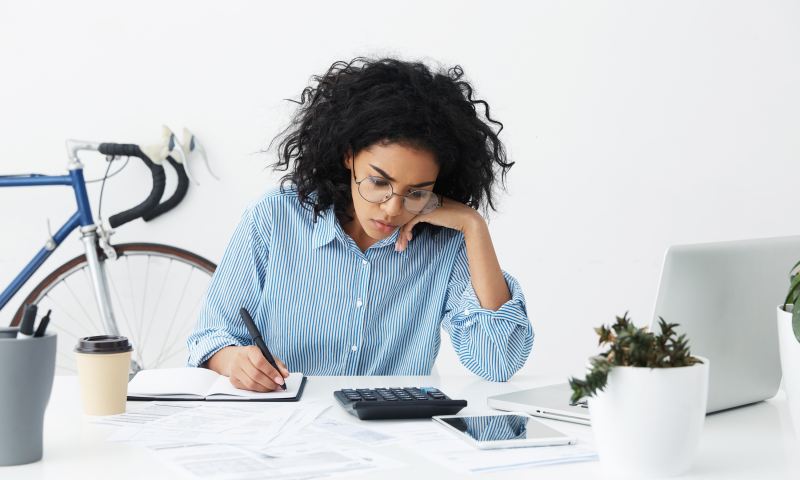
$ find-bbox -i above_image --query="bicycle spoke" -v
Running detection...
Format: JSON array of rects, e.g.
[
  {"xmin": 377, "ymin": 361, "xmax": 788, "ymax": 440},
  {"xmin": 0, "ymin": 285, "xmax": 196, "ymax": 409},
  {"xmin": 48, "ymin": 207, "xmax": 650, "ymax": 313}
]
[
  {"xmin": 154, "ymin": 277, "xmax": 205, "ymax": 367},
  {"xmin": 156, "ymin": 267, "xmax": 194, "ymax": 364},
  {"xmin": 139, "ymin": 258, "xmax": 174, "ymax": 365},
  {"xmin": 48, "ymin": 280, "xmax": 102, "ymax": 337},
  {"xmin": 21, "ymin": 244, "xmax": 215, "ymax": 374},
  {"xmin": 55, "ymin": 349, "xmax": 78, "ymax": 373},
  {"xmin": 41, "ymin": 293, "xmax": 89, "ymax": 342},
  {"xmin": 137, "ymin": 255, "xmax": 151, "ymax": 359},
  {"xmin": 63, "ymin": 271, "xmax": 103, "ymax": 333},
  {"xmin": 156, "ymin": 339, "xmax": 193, "ymax": 367},
  {"xmin": 124, "ymin": 255, "xmax": 146, "ymax": 367}
]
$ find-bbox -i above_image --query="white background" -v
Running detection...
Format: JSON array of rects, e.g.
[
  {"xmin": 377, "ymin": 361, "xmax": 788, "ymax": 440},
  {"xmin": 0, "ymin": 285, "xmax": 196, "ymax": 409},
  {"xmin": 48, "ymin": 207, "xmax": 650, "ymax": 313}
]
[{"xmin": 1, "ymin": 0, "xmax": 799, "ymax": 379}]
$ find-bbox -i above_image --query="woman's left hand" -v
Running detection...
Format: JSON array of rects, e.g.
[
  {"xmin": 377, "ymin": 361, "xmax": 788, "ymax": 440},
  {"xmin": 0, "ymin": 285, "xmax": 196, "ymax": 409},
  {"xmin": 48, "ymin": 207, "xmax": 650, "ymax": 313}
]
[{"xmin": 395, "ymin": 197, "xmax": 483, "ymax": 252}]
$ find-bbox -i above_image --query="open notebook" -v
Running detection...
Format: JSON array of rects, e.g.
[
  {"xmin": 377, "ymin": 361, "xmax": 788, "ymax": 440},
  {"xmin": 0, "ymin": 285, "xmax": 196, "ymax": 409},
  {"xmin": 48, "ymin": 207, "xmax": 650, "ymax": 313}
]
[{"xmin": 127, "ymin": 368, "xmax": 306, "ymax": 401}]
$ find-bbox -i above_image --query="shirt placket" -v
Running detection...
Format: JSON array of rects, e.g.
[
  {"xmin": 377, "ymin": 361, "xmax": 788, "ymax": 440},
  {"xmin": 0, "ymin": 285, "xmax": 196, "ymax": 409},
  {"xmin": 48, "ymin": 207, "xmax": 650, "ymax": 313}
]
[{"xmin": 343, "ymin": 251, "xmax": 371, "ymax": 374}]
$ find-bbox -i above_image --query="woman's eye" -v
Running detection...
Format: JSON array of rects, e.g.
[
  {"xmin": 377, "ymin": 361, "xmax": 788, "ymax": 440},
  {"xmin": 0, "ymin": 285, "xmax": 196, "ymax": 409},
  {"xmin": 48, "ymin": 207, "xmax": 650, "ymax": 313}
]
[
  {"xmin": 408, "ymin": 190, "xmax": 427, "ymax": 200},
  {"xmin": 369, "ymin": 177, "xmax": 390, "ymax": 187}
]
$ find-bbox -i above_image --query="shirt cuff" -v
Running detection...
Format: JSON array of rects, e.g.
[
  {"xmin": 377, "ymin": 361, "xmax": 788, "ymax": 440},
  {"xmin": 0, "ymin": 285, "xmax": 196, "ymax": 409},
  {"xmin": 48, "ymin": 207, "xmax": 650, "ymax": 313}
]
[
  {"xmin": 187, "ymin": 330, "xmax": 245, "ymax": 367},
  {"xmin": 445, "ymin": 271, "xmax": 529, "ymax": 329}
]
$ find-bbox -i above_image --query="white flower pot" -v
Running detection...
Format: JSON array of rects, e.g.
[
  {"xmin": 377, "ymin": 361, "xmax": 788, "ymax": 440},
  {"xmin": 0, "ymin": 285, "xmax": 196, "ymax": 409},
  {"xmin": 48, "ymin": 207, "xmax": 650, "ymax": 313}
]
[
  {"xmin": 588, "ymin": 358, "xmax": 709, "ymax": 478},
  {"xmin": 777, "ymin": 305, "xmax": 800, "ymax": 408}
]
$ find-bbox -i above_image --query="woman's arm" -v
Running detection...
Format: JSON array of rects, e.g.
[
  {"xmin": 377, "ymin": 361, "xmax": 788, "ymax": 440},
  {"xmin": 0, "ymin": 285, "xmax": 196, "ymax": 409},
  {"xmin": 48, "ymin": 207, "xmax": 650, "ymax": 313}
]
[
  {"xmin": 461, "ymin": 216, "xmax": 511, "ymax": 311},
  {"xmin": 187, "ymin": 198, "xmax": 288, "ymax": 391},
  {"xmin": 396, "ymin": 198, "xmax": 533, "ymax": 381},
  {"xmin": 395, "ymin": 198, "xmax": 510, "ymax": 311}
]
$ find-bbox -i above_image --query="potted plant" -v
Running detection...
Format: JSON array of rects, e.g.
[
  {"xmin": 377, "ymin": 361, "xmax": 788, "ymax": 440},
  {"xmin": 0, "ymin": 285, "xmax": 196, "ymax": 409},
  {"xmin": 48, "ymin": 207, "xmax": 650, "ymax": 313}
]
[
  {"xmin": 569, "ymin": 313, "xmax": 708, "ymax": 478},
  {"xmin": 778, "ymin": 261, "xmax": 800, "ymax": 411}
]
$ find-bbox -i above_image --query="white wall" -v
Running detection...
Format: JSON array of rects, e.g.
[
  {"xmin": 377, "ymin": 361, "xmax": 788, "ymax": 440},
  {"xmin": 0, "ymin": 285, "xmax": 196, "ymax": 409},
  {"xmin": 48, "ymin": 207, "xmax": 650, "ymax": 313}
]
[{"xmin": 2, "ymin": 0, "xmax": 799, "ymax": 380}]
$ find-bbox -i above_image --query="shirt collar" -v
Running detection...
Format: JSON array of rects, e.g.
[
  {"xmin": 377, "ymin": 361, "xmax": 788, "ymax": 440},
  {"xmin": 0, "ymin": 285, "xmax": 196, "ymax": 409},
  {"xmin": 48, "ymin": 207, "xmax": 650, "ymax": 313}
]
[
  {"xmin": 311, "ymin": 204, "xmax": 406, "ymax": 253},
  {"xmin": 311, "ymin": 206, "xmax": 340, "ymax": 249}
]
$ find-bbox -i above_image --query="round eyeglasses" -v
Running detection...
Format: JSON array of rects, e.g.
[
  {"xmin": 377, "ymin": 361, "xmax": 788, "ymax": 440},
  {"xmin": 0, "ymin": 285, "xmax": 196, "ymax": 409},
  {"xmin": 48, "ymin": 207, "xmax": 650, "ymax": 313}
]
[{"xmin": 352, "ymin": 168, "xmax": 441, "ymax": 215}]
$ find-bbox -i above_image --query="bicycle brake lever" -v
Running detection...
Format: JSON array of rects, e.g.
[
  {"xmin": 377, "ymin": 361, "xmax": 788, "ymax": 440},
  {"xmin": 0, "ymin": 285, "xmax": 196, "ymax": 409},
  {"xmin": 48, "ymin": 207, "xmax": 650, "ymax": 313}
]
[
  {"xmin": 183, "ymin": 128, "xmax": 220, "ymax": 181},
  {"xmin": 165, "ymin": 126, "xmax": 197, "ymax": 186}
]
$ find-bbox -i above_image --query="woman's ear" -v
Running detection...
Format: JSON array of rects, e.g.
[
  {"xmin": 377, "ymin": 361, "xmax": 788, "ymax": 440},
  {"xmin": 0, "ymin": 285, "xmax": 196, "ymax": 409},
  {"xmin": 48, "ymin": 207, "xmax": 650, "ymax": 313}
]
[{"xmin": 343, "ymin": 148, "xmax": 353, "ymax": 170}]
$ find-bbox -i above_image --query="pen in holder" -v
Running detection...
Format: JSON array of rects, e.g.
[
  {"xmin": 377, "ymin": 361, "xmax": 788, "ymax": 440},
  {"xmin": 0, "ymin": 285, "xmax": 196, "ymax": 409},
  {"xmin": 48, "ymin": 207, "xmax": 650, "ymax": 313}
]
[{"xmin": 0, "ymin": 328, "xmax": 57, "ymax": 466}]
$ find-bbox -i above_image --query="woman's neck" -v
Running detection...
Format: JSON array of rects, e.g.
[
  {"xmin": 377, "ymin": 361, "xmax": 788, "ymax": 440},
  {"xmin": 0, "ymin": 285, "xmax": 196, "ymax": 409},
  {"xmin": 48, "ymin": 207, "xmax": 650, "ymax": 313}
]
[{"xmin": 339, "ymin": 211, "xmax": 377, "ymax": 253}]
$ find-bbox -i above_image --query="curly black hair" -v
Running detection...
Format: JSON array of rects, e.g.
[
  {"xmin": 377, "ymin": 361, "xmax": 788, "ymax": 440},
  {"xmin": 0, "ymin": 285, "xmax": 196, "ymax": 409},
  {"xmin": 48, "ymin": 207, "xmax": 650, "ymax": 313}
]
[{"xmin": 272, "ymin": 57, "xmax": 513, "ymax": 226}]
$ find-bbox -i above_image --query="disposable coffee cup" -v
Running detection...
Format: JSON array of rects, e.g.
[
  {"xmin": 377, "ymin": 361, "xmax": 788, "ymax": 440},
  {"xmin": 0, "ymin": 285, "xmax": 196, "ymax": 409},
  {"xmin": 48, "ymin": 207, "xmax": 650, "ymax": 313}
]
[{"xmin": 74, "ymin": 335, "xmax": 133, "ymax": 415}]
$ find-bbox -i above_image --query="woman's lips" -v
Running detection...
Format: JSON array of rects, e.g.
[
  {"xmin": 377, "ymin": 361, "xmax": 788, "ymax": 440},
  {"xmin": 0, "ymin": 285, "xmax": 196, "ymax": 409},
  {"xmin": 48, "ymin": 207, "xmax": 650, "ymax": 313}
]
[{"xmin": 372, "ymin": 219, "xmax": 396, "ymax": 234}]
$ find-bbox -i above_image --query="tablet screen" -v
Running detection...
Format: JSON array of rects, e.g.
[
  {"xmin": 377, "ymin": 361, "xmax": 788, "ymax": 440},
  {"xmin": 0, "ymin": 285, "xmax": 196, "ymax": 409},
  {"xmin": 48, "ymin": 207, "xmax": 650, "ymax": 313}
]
[{"xmin": 438, "ymin": 414, "xmax": 566, "ymax": 442}]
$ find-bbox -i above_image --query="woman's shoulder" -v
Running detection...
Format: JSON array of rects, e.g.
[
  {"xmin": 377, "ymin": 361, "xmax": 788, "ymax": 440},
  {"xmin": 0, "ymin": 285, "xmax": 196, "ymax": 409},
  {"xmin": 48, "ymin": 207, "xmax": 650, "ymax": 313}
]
[{"xmin": 246, "ymin": 185, "xmax": 314, "ymax": 225}]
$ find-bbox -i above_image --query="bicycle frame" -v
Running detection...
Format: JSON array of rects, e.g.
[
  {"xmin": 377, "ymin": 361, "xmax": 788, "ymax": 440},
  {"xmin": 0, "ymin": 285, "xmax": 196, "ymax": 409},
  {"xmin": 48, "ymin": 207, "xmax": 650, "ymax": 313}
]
[{"xmin": 0, "ymin": 146, "xmax": 119, "ymax": 334}]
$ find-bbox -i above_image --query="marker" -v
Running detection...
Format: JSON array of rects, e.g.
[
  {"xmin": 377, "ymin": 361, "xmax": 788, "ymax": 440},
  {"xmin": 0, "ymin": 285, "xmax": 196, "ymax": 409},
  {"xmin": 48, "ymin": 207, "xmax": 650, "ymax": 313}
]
[
  {"xmin": 34, "ymin": 309, "xmax": 52, "ymax": 337},
  {"xmin": 17, "ymin": 304, "xmax": 37, "ymax": 339},
  {"xmin": 239, "ymin": 307, "xmax": 286, "ymax": 390}
]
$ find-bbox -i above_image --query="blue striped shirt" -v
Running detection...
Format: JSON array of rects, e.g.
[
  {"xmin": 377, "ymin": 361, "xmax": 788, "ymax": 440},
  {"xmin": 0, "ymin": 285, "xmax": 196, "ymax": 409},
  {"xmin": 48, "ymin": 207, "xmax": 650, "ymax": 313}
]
[{"xmin": 187, "ymin": 188, "xmax": 533, "ymax": 381}]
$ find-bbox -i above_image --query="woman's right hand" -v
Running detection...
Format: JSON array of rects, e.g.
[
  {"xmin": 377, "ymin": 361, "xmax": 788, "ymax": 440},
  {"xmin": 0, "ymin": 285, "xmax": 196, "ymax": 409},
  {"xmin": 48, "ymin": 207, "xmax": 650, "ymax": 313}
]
[{"xmin": 207, "ymin": 345, "xmax": 289, "ymax": 392}]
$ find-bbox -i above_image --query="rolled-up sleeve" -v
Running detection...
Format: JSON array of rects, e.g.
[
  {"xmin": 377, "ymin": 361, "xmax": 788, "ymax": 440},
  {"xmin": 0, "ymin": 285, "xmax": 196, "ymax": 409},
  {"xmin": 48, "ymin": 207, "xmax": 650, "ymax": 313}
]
[
  {"xmin": 440, "ymin": 243, "xmax": 533, "ymax": 382},
  {"xmin": 186, "ymin": 204, "xmax": 270, "ymax": 367}
]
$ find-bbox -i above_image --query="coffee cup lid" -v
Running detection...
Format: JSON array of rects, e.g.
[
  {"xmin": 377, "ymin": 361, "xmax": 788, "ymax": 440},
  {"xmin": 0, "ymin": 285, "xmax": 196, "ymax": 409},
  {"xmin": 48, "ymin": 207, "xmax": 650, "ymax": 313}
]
[{"xmin": 74, "ymin": 335, "xmax": 133, "ymax": 354}]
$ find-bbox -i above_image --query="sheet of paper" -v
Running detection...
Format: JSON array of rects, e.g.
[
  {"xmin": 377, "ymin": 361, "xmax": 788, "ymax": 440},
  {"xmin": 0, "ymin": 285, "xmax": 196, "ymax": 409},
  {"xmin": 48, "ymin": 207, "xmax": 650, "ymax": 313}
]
[
  {"xmin": 148, "ymin": 438, "xmax": 401, "ymax": 480},
  {"xmin": 310, "ymin": 416, "xmax": 396, "ymax": 445},
  {"xmin": 94, "ymin": 402, "xmax": 203, "ymax": 427},
  {"xmin": 377, "ymin": 418, "xmax": 598, "ymax": 473},
  {"xmin": 105, "ymin": 401, "xmax": 328, "ymax": 447}
]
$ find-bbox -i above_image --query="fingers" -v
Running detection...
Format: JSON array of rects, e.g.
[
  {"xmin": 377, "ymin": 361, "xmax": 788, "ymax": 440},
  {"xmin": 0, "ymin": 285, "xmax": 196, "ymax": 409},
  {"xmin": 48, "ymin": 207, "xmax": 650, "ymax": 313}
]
[
  {"xmin": 247, "ymin": 347, "xmax": 286, "ymax": 387},
  {"xmin": 228, "ymin": 346, "xmax": 285, "ymax": 392},
  {"xmin": 233, "ymin": 361, "xmax": 280, "ymax": 392},
  {"xmin": 276, "ymin": 357, "xmax": 290, "ymax": 378},
  {"xmin": 395, "ymin": 219, "xmax": 418, "ymax": 252}
]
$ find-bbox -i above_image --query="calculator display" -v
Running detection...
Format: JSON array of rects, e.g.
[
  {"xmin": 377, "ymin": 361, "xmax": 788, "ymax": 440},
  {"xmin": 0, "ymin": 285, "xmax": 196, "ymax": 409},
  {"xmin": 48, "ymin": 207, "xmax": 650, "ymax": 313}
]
[{"xmin": 438, "ymin": 414, "xmax": 565, "ymax": 442}]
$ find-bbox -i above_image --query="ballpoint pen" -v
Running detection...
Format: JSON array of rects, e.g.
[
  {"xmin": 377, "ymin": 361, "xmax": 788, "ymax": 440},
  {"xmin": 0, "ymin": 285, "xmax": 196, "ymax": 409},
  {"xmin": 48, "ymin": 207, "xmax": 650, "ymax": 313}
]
[
  {"xmin": 239, "ymin": 307, "xmax": 286, "ymax": 390},
  {"xmin": 34, "ymin": 309, "xmax": 52, "ymax": 337}
]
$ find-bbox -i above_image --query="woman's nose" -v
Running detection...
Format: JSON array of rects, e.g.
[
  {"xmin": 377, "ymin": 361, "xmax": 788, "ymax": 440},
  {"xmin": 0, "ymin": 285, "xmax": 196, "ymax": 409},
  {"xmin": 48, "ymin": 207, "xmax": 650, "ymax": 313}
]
[{"xmin": 382, "ymin": 195, "xmax": 405, "ymax": 217}]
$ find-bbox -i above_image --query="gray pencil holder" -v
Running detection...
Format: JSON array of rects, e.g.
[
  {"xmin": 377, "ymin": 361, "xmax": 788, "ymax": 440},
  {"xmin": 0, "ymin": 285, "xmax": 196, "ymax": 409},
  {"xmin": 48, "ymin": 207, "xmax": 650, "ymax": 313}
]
[{"xmin": 0, "ymin": 328, "xmax": 56, "ymax": 466}]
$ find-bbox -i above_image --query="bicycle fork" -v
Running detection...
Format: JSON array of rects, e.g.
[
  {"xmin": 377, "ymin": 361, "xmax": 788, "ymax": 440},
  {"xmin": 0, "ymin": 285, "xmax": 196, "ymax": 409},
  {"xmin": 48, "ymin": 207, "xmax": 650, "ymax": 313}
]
[{"xmin": 80, "ymin": 225, "xmax": 119, "ymax": 337}]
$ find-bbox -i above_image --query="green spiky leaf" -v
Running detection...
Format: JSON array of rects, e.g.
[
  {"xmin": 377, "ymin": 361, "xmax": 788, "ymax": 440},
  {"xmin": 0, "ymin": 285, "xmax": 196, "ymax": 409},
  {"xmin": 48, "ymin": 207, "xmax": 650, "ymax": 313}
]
[{"xmin": 568, "ymin": 313, "xmax": 702, "ymax": 402}]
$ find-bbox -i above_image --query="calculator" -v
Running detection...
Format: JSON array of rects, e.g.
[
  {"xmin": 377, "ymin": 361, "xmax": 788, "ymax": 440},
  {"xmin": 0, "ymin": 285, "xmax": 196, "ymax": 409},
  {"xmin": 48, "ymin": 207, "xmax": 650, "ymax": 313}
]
[{"xmin": 333, "ymin": 387, "xmax": 468, "ymax": 420}]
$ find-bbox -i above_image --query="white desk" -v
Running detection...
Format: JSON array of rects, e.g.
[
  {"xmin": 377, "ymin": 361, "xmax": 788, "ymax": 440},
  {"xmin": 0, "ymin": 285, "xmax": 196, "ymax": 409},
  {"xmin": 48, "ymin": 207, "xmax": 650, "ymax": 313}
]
[{"xmin": 3, "ymin": 375, "xmax": 800, "ymax": 479}]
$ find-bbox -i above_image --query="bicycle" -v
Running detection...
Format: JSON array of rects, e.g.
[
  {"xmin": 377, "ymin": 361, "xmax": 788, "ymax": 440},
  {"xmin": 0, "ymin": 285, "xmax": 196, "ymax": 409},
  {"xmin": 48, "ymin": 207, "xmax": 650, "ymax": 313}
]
[{"xmin": 1, "ymin": 135, "xmax": 217, "ymax": 374}]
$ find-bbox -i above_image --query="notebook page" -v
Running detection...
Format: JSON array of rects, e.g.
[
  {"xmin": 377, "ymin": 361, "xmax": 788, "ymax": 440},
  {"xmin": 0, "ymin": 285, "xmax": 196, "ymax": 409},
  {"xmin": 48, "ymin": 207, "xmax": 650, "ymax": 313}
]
[
  {"xmin": 128, "ymin": 368, "xmax": 221, "ymax": 397},
  {"xmin": 207, "ymin": 372, "xmax": 304, "ymax": 399}
]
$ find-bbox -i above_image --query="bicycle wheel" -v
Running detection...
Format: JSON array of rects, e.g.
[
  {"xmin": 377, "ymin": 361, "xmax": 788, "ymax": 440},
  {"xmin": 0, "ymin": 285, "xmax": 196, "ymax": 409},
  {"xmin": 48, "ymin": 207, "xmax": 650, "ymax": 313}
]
[{"xmin": 11, "ymin": 243, "xmax": 216, "ymax": 375}]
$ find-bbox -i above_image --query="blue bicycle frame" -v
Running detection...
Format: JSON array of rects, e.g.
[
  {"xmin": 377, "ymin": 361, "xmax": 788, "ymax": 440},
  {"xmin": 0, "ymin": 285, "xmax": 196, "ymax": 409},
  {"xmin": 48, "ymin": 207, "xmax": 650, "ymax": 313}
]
[{"xmin": 0, "ymin": 168, "xmax": 95, "ymax": 311}]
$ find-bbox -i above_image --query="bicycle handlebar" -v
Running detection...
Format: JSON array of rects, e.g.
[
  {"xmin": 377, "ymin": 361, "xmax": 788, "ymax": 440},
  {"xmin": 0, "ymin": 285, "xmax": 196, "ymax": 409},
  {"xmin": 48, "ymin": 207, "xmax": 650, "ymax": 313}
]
[
  {"xmin": 97, "ymin": 143, "xmax": 166, "ymax": 228},
  {"xmin": 141, "ymin": 155, "xmax": 189, "ymax": 221}
]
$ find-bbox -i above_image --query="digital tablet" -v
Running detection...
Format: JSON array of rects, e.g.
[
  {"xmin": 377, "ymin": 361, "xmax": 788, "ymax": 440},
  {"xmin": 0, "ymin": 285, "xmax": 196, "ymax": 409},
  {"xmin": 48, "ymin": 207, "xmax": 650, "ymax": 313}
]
[{"xmin": 432, "ymin": 412, "xmax": 576, "ymax": 450}]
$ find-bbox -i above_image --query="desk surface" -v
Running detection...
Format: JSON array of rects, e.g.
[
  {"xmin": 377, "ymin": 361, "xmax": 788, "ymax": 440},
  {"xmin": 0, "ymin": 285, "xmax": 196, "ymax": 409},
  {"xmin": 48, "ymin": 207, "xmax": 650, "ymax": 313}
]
[{"xmin": 3, "ymin": 374, "xmax": 800, "ymax": 479}]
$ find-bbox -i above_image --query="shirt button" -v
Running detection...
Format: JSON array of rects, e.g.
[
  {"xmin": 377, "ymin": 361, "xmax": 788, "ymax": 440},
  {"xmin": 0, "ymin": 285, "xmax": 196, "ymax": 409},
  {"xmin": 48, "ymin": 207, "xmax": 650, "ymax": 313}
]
[
  {"xmin": 356, "ymin": 299, "xmax": 363, "ymax": 308},
  {"xmin": 351, "ymin": 345, "xmax": 358, "ymax": 352},
  {"xmin": 464, "ymin": 309, "xmax": 471, "ymax": 315},
  {"xmin": 362, "ymin": 259, "xmax": 368, "ymax": 266}
]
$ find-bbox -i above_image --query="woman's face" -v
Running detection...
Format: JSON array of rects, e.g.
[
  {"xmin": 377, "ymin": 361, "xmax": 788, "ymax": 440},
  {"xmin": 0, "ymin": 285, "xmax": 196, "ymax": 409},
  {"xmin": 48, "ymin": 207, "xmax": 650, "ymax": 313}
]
[{"xmin": 344, "ymin": 142, "xmax": 440, "ymax": 243}]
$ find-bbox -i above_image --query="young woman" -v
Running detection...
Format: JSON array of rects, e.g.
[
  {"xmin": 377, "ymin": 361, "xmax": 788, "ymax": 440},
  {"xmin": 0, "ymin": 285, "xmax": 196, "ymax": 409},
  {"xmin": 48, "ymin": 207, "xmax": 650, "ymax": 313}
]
[{"xmin": 187, "ymin": 57, "xmax": 533, "ymax": 392}]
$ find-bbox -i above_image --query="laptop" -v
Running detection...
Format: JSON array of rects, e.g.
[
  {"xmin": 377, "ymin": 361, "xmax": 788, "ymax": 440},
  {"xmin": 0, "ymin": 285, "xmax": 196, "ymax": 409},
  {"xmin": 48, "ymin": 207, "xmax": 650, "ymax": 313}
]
[{"xmin": 488, "ymin": 236, "xmax": 800, "ymax": 425}]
